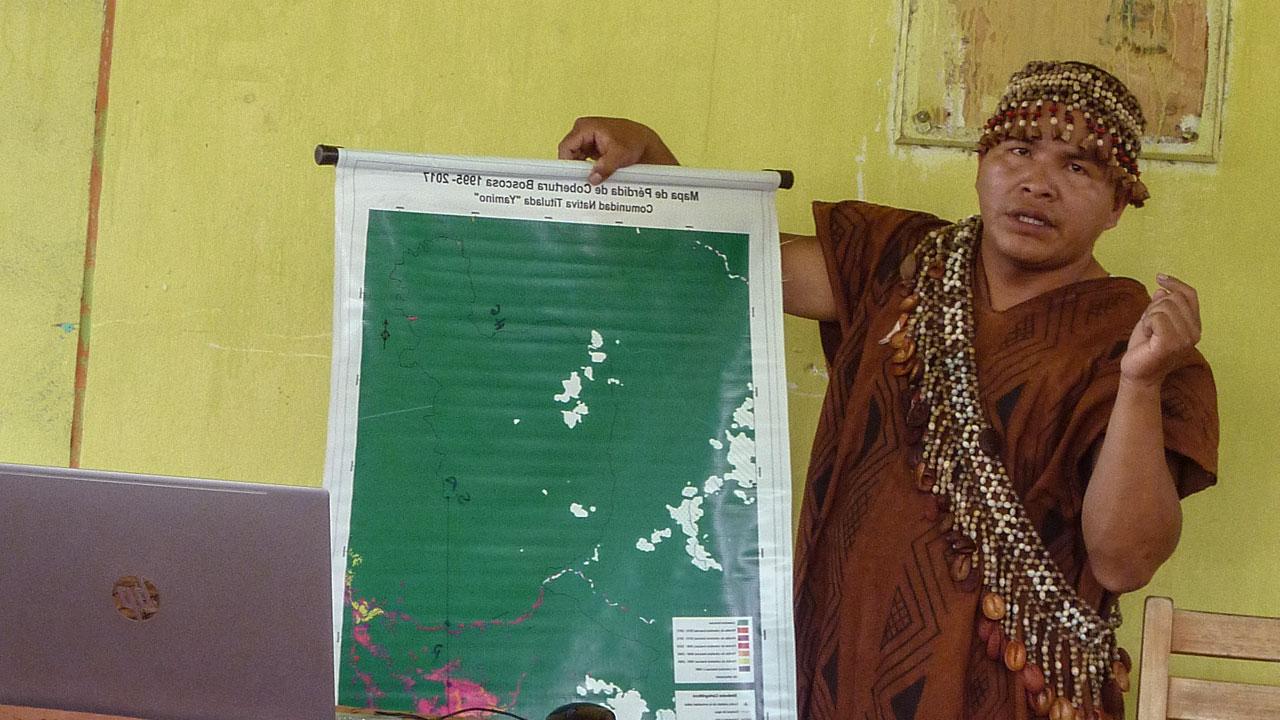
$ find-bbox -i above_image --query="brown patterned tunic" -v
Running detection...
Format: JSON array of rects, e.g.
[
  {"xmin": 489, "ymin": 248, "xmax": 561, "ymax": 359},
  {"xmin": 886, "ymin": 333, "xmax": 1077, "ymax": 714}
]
[{"xmin": 793, "ymin": 201, "xmax": 1218, "ymax": 720}]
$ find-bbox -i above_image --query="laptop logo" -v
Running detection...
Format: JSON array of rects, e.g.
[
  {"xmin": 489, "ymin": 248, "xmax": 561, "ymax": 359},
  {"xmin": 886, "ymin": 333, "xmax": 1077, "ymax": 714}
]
[{"xmin": 113, "ymin": 576, "xmax": 161, "ymax": 621}]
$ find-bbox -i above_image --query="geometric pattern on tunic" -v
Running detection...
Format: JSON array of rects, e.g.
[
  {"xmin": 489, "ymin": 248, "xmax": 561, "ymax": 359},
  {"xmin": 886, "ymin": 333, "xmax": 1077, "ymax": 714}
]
[
  {"xmin": 881, "ymin": 586, "xmax": 913, "ymax": 650},
  {"xmin": 995, "ymin": 383, "xmax": 1024, "ymax": 429},
  {"xmin": 890, "ymin": 676, "xmax": 927, "ymax": 720},
  {"xmin": 822, "ymin": 649, "xmax": 840, "ymax": 714},
  {"xmin": 808, "ymin": 465, "xmax": 834, "ymax": 525},
  {"xmin": 1108, "ymin": 339, "xmax": 1129, "ymax": 360},
  {"xmin": 1161, "ymin": 383, "xmax": 1194, "ymax": 422},
  {"xmin": 852, "ymin": 396, "xmax": 883, "ymax": 469},
  {"xmin": 840, "ymin": 382, "xmax": 901, "ymax": 547},
  {"xmin": 868, "ymin": 525, "xmax": 949, "ymax": 717},
  {"xmin": 964, "ymin": 665, "xmax": 991, "ymax": 716},
  {"xmin": 1085, "ymin": 291, "xmax": 1125, "ymax": 322},
  {"xmin": 796, "ymin": 568, "xmax": 842, "ymax": 719},
  {"xmin": 841, "ymin": 477, "xmax": 878, "ymax": 550},
  {"xmin": 1002, "ymin": 313, "xmax": 1036, "ymax": 347}
]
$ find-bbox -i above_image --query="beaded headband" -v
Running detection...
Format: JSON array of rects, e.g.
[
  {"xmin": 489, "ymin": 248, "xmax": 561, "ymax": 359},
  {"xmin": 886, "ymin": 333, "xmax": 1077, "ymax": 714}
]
[{"xmin": 978, "ymin": 60, "xmax": 1151, "ymax": 208}]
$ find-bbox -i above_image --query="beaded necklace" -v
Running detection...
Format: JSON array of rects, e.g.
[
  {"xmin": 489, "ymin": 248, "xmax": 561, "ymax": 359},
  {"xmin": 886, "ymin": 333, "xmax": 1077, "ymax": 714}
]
[{"xmin": 889, "ymin": 216, "xmax": 1132, "ymax": 719}]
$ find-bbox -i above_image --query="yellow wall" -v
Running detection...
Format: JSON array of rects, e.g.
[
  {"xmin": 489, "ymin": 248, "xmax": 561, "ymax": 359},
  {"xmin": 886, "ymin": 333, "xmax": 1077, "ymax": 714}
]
[
  {"xmin": 0, "ymin": 2, "xmax": 102, "ymax": 466},
  {"xmin": 14, "ymin": 0, "xmax": 1280, "ymax": 711}
]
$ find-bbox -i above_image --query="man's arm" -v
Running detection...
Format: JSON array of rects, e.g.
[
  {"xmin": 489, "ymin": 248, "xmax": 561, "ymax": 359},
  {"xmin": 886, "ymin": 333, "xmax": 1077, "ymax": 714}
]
[
  {"xmin": 780, "ymin": 233, "xmax": 836, "ymax": 322},
  {"xmin": 1082, "ymin": 274, "xmax": 1202, "ymax": 593},
  {"xmin": 558, "ymin": 117, "xmax": 837, "ymax": 321}
]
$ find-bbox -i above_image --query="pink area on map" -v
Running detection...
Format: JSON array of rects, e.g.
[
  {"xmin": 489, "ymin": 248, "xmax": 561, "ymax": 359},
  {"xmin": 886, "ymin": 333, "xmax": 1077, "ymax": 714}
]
[
  {"xmin": 396, "ymin": 673, "xmax": 417, "ymax": 691},
  {"xmin": 352, "ymin": 667, "xmax": 386, "ymax": 704},
  {"xmin": 415, "ymin": 661, "xmax": 502, "ymax": 716},
  {"xmin": 343, "ymin": 585, "xmax": 543, "ymax": 711},
  {"xmin": 352, "ymin": 623, "xmax": 375, "ymax": 649}
]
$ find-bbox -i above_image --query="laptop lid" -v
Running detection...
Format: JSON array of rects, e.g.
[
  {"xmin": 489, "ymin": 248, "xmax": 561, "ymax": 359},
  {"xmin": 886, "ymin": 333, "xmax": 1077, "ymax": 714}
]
[{"xmin": 0, "ymin": 463, "xmax": 334, "ymax": 720}]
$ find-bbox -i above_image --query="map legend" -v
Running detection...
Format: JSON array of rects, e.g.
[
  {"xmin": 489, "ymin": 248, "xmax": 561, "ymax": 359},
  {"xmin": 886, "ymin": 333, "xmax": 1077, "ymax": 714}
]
[
  {"xmin": 672, "ymin": 616, "xmax": 755, "ymax": 683},
  {"xmin": 675, "ymin": 690, "xmax": 757, "ymax": 720}
]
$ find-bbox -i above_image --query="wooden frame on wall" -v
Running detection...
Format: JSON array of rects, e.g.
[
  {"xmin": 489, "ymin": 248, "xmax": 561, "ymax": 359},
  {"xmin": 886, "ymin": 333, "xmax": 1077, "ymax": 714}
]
[{"xmin": 894, "ymin": 0, "xmax": 1231, "ymax": 162}]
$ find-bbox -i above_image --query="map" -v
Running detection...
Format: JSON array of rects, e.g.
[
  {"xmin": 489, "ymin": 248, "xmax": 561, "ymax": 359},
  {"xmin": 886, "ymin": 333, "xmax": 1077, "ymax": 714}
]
[{"xmin": 325, "ymin": 152, "xmax": 794, "ymax": 720}]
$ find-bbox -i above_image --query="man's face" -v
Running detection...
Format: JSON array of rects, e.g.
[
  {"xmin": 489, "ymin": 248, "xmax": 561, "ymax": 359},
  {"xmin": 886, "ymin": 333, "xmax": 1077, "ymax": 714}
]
[{"xmin": 975, "ymin": 129, "xmax": 1125, "ymax": 275}]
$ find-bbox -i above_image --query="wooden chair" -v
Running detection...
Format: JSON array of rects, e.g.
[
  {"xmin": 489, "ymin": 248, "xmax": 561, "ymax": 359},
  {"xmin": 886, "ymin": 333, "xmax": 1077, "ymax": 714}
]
[{"xmin": 1137, "ymin": 596, "xmax": 1280, "ymax": 719}]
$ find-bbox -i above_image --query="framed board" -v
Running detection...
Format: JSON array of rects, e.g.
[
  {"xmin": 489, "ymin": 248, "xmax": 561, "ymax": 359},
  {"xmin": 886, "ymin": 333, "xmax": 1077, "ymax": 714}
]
[{"xmin": 895, "ymin": 0, "xmax": 1231, "ymax": 162}]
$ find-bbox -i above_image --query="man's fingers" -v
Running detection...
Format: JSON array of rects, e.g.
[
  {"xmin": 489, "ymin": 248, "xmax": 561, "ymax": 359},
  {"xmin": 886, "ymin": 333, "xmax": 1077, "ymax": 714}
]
[
  {"xmin": 589, "ymin": 153, "xmax": 626, "ymax": 185},
  {"xmin": 559, "ymin": 129, "xmax": 625, "ymax": 184},
  {"xmin": 557, "ymin": 121, "xmax": 628, "ymax": 183},
  {"xmin": 586, "ymin": 138, "xmax": 646, "ymax": 185},
  {"xmin": 1150, "ymin": 277, "xmax": 1202, "ymax": 340},
  {"xmin": 1156, "ymin": 273, "xmax": 1201, "ymax": 321},
  {"xmin": 557, "ymin": 117, "xmax": 673, "ymax": 184},
  {"xmin": 557, "ymin": 130, "xmax": 596, "ymax": 161},
  {"xmin": 1148, "ymin": 287, "xmax": 1197, "ymax": 331},
  {"xmin": 558, "ymin": 117, "xmax": 613, "ymax": 160},
  {"xmin": 1144, "ymin": 304, "xmax": 1199, "ymax": 347},
  {"xmin": 1128, "ymin": 275, "xmax": 1204, "ymax": 381}
]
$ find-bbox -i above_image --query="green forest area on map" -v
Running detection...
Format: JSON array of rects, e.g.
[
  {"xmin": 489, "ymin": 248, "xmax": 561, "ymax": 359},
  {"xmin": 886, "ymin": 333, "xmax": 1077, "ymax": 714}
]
[{"xmin": 339, "ymin": 210, "xmax": 762, "ymax": 718}]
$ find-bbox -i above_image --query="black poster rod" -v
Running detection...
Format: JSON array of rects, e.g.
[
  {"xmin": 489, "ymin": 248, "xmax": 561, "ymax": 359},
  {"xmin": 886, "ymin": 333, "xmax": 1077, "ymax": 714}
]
[{"xmin": 314, "ymin": 144, "xmax": 341, "ymax": 166}]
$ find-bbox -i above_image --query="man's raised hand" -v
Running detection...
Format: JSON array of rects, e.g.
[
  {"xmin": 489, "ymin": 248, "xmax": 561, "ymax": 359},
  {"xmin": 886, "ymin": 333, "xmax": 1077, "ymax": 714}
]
[
  {"xmin": 1122, "ymin": 274, "xmax": 1203, "ymax": 388},
  {"xmin": 557, "ymin": 117, "xmax": 679, "ymax": 185}
]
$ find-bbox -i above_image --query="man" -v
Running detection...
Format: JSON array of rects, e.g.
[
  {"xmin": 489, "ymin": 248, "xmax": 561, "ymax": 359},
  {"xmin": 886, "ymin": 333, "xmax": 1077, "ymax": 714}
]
[{"xmin": 558, "ymin": 61, "xmax": 1217, "ymax": 720}]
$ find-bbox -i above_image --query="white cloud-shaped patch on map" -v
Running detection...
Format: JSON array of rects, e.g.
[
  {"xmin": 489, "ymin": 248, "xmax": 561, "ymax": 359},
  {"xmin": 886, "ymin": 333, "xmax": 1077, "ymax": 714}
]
[
  {"xmin": 667, "ymin": 496, "xmax": 723, "ymax": 572},
  {"xmin": 577, "ymin": 676, "xmax": 620, "ymax": 696},
  {"xmin": 722, "ymin": 393, "xmax": 758, "ymax": 496},
  {"xmin": 731, "ymin": 394, "xmax": 755, "ymax": 430},
  {"xmin": 723, "ymin": 430, "xmax": 756, "ymax": 491},
  {"xmin": 636, "ymin": 527, "xmax": 672, "ymax": 551},
  {"xmin": 554, "ymin": 372, "xmax": 583, "ymax": 403},
  {"xmin": 553, "ymin": 330, "xmax": 615, "ymax": 428},
  {"xmin": 638, "ymin": 387, "xmax": 755, "ymax": 572},
  {"xmin": 575, "ymin": 675, "xmax": 667, "ymax": 720},
  {"xmin": 562, "ymin": 401, "xmax": 589, "ymax": 428},
  {"xmin": 667, "ymin": 497, "xmax": 703, "ymax": 537},
  {"xmin": 685, "ymin": 537, "xmax": 723, "ymax": 572}
]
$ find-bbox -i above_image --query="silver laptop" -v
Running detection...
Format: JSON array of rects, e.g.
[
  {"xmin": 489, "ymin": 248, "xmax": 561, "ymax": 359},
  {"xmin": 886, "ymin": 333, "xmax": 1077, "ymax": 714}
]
[{"xmin": 0, "ymin": 463, "xmax": 334, "ymax": 720}]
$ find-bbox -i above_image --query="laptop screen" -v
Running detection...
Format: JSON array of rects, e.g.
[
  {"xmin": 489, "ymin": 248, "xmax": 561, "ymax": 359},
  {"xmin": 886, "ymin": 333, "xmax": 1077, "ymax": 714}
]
[{"xmin": 0, "ymin": 463, "xmax": 334, "ymax": 720}]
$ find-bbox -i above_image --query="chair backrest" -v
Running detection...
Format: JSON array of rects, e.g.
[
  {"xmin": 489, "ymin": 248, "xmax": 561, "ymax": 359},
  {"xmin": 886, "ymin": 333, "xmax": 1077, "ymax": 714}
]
[{"xmin": 1137, "ymin": 596, "xmax": 1280, "ymax": 720}]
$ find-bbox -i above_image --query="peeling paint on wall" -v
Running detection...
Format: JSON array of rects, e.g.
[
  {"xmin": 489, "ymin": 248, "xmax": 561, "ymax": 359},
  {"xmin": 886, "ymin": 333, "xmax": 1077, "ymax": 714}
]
[{"xmin": 896, "ymin": 0, "xmax": 1228, "ymax": 160}]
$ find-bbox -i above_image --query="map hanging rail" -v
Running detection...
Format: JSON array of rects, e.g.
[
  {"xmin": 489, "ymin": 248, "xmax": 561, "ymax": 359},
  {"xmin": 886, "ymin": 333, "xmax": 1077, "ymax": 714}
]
[{"xmin": 313, "ymin": 143, "xmax": 794, "ymax": 190}]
